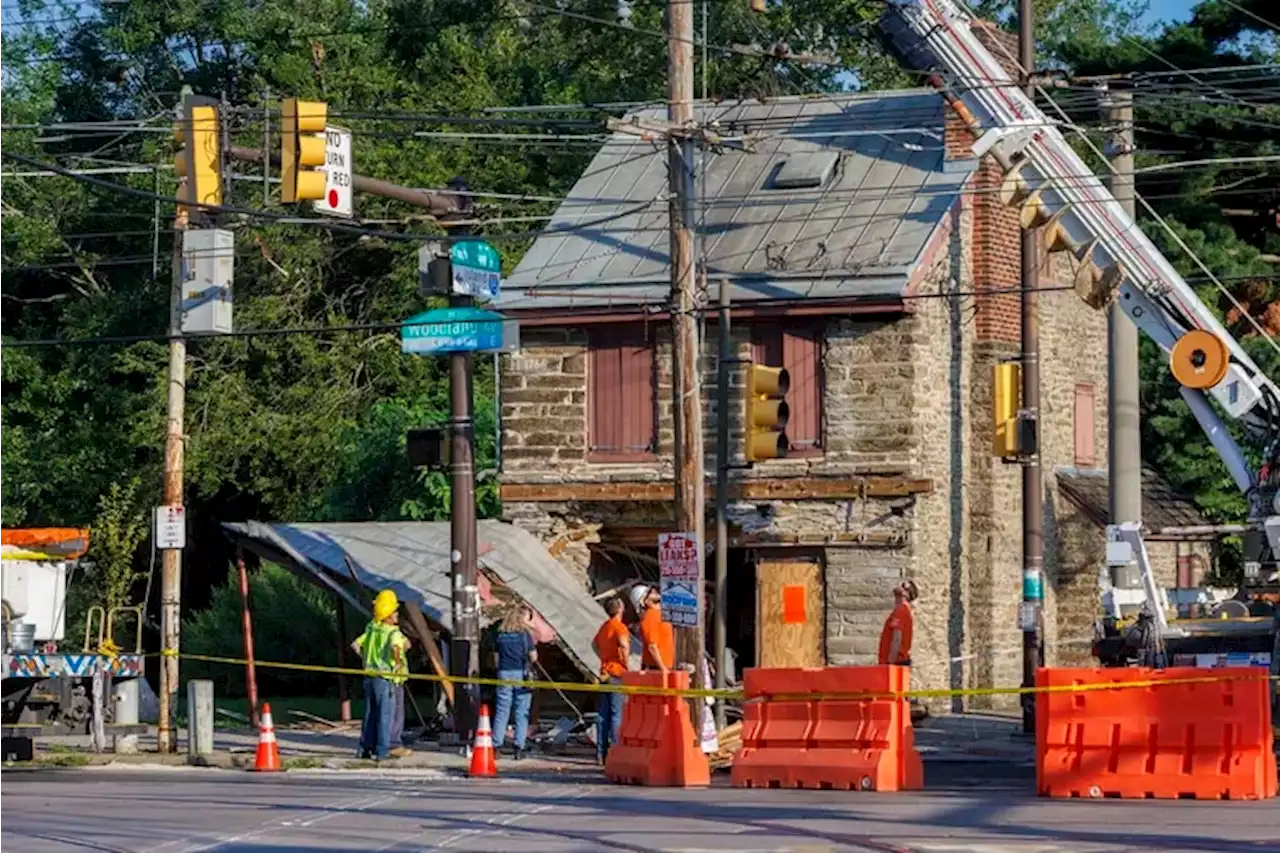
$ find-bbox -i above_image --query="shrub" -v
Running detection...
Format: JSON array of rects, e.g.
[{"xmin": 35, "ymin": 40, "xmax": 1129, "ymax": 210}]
[{"xmin": 182, "ymin": 562, "xmax": 345, "ymax": 698}]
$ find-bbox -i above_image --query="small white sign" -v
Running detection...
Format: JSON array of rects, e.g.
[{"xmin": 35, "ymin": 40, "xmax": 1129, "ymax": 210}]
[
  {"xmin": 313, "ymin": 126, "xmax": 353, "ymax": 218},
  {"xmin": 155, "ymin": 505, "xmax": 186, "ymax": 550},
  {"xmin": 658, "ymin": 531, "xmax": 700, "ymax": 628}
]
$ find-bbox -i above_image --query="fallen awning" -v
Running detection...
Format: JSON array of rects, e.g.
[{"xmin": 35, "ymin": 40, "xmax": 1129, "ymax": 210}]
[{"xmin": 222, "ymin": 520, "xmax": 603, "ymax": 677}]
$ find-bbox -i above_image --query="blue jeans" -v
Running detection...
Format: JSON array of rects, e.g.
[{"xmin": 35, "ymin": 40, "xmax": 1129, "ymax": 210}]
[
  {"xmin": 391, "ymin": 684, "xmax": 405, "ymax": 746},
  {"xmin": 492, "ymin": 668, "xmax": 531, "ymax": 750},
  {"xmin": 597, "ymin": 677, "xmax": 625, "ymax": 761},
  {"xmin": 361, "ymin": 677, "xmax": 394, "ymax": 759}
]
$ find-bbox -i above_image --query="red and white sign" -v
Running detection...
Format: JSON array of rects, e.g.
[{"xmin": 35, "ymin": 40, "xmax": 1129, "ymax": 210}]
[
  {"xmin": 313, "ymin": 126, "xmax": 353, "ymax": 219},
  {"xmin": 658, "ymin": 531, "xmax": 700, "ymax": 627},
  {"xmin": 154, "ymin": 505, "xmax": 186, "ymax": 550}
]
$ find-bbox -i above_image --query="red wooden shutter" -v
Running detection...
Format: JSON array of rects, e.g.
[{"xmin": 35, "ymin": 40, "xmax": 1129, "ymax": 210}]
[
  {"xmin": 589, "ymin": 325, "xmax": 656, "ymax": 460},
  {"xmin": 784, "ymin": 327, "xmax": 821, "ymax": 453},
  {"xmin": 1074, "ymin": 383, "xmax": 1095, "ymax": 467},
  {"xmin": 751, "ymin": 324, "xmax": 822, "ymax": 456}
]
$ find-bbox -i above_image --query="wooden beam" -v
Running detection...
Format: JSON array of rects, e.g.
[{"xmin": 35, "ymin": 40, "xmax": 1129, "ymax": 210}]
[{"xmin": 501, "ymin": 476, "xmax": 933, "ymax": 503}]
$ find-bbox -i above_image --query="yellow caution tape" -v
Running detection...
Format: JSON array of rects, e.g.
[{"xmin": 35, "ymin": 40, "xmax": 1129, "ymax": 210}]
[{"xmin": 156, "ymin": 649, "xmax": 1278, "ymax": 703}]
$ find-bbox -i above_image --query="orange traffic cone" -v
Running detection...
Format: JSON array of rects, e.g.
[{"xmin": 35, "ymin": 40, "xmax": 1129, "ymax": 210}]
[
  {"xmin": 252, "ymin": 703, "xmax": 282, "ymax": 772},
  {"xmin": 468, "ymin": 703, "xmax": 498, "ymax": 777}
]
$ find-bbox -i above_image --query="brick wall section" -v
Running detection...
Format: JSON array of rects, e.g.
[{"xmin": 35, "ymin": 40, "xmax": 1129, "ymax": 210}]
[{"xmin": 972, "ymin": 159, "xmax": 1022, "ymax": 344}]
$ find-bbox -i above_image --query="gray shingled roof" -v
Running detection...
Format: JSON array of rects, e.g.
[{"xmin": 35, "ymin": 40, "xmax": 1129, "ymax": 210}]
[
  {"xmin": 222, "ymin": 520, "xmax": 603, "ymax": 677},
  {"xmin": 1056, "ymin": 468, "xmax": 1209, "ymax": 532},
  {"xmin": 498, "ymin": 90, "xmax": 973, "ymax": 312}
]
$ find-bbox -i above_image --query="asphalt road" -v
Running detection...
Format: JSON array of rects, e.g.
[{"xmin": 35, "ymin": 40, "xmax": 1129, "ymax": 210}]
[{"xmin": 3, "ymin": 763, "xmax": 1279, "ymax": 853}]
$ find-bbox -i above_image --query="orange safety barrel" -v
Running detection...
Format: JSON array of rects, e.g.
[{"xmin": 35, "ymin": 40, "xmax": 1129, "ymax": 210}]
[
  {"xmin": 0, "ymin": 528, "xmax": 90, "ymax": 560},
  {"xmin": 1037, "ymin": 666, "xmax": 1277, "ymax": 800}
]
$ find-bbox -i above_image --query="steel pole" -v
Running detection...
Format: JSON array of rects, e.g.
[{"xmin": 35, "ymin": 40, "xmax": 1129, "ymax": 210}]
[
  {"xmin": 713, "ymin": 280, "xmax": 731, "ymax": 729},
  {"xmin": 1019, "ymin": 0, "xmax": 1045, "ymax": 735},
  {"xmin": 449, "ymin": 285, "xmax": 480, "ymax": 749}
]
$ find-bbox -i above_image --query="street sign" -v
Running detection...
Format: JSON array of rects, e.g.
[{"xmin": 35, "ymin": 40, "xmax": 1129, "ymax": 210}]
[
  {"xmin": 313, "ymin": 125, "xmax": 353, "ymax": 218},
  {"xmin": 450, "ymin": 240, "xmax": 501, "ymax": 302},
  {"xmin": 658, "ymin": 531, "xmax": 700, "ymax": 628},
  {"xmin": 155, "ymin": 505, "xmax": 186, "ymax": 550},
  {"xmin": 400, "ymin": 306, "xmax": 519, "ymax": 354}
]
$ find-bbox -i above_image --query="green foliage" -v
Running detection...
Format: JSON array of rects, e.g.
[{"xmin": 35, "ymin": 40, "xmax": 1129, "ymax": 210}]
[{"xmin": 182, "ymin": 562, "xmax": 343, "ymax": 697}]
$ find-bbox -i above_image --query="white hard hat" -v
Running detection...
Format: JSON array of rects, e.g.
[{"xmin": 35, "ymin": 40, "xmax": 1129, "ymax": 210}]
[{"xmin": 630, "ymin": 584, "xmax": 651, "ymax": 612}]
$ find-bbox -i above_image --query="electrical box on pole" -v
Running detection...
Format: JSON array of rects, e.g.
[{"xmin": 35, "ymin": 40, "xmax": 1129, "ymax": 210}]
[
  {"xmin": 174, "ymin": 97, "xmax": 222, "ymax": 216},
  {"xmin": 281, "ymin": 98, "xmax": 327, "ymax": 203},
  {"xmin": 745, "ymin": 363, "xmax": 790, "ymax": 463},
  {"xmin": 180, "ymin": 229, "xmax": 235, "ymax": 335}
]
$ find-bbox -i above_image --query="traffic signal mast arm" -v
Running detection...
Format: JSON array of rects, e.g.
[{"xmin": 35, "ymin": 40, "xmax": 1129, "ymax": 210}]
[{"xmin": 881, "ymin": 0, "xmax": 1280, "ymax": 505}]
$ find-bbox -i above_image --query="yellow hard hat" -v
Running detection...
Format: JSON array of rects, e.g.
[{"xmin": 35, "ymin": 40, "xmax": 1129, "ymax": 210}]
[{"xmin": 373, "ymin": 589, "xmax": 399, "ymax": 622}]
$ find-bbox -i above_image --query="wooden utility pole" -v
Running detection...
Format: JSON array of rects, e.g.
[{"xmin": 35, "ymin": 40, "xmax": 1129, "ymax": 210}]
[
  {"xmin": 667, "ymin": 0, "xmax": 706, "ymax": 672},
  {"xmin": 157, "ymin": 182, "xmax": 188, "ymax": 754},
  {"xmin": 1103, "ymin": 87, "xmax": 1142, "ymax": 541},
  {"xmin": 1018, "ymin": 0, "xmax": 1045, "ymax": 735}
]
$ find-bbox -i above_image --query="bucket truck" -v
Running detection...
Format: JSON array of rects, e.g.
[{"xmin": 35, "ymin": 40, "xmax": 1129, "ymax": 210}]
[
  {"xmin": 881, "ymin": 0, "xmax": 1280, "ymax": 670},
  {"xmin": 2, "ymin": 528, "xmax": 147, "ymax": 760}
]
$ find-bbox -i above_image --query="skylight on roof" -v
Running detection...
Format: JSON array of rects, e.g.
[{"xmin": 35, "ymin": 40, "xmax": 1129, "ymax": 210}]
[{"xmin": 771, "ymin": 151, "xmax": 838, "ymax": 189}]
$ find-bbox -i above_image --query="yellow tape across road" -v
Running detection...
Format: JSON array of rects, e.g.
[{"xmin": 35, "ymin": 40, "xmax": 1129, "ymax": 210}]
[{"xmin": 160, "ymin": 649, "xmax": 1278, "ymax": 703}]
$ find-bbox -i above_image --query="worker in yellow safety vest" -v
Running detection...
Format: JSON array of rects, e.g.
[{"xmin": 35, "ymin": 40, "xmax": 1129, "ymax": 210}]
[{"xmin": 351, "ymin": 589, "xmax": 412, "ymax": 760}]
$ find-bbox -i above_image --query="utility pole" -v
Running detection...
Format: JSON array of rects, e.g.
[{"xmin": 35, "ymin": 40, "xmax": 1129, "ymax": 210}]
[
  {"xmin": 157, "ymin": 181, "xmax": 188, "ymax": 753},
  {"xmin": 1018, "ymin": 0, "xmax": 1044, "ymax": 735},
  {"xmin": 713, "ymin": 280, "xmax": 730, "ymax": 729},
  {"xmin": 1103, "ymin": 86, "xmax": 1142, "ymax": 544},
  {"xmin": 667, "ymin": 0, "xmax": 706, "ymax": 674}
]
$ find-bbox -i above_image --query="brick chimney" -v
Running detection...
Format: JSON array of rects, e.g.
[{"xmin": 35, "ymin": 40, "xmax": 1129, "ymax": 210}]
[{"xmin": 966, "ymin": 19, "xmax": 1024, "ymax": 344}]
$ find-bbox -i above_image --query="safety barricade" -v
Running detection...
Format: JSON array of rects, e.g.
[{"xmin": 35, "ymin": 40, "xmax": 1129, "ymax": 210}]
[
  {"xmin": 1037, "ymin": 666, "xmax": 1277, "ymax": 800},
  {"xmin": 731, "ymin": 665, "xmax": 923, "ymax": 792},
  {"xmin": 604, "ymin": 671, "xmax": 710, "ymax": 787}
]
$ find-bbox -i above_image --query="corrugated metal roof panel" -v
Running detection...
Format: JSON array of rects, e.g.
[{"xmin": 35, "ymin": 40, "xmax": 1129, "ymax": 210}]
[
  {"xmin": 222, "ymin": 520, "xmax": 603, "ymax": 676},
  {"xmin": 499, "ymin": 90, "xmax": 973, "ymax": 312}
]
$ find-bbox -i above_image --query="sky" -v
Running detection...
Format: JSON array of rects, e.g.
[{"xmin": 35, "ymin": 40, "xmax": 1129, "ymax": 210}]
[{"xmin": 1142, "ymin": 0, "xmax": 1199, "ymax": 28}]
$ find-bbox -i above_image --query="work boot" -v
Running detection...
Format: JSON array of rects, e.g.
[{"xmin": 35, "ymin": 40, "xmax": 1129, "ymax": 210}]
[
  {"xmin": 514, "ymin": 747, "xmax": 526, "ymax": 761},
  {"xmin": 389, "ymin": 746, "xmax": 412, "ymax": 759}
]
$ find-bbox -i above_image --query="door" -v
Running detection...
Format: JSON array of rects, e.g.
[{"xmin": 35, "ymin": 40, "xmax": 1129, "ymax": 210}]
[{"xmin": 756, "ymin": 559, "xmax": 824, "ymax": 669}]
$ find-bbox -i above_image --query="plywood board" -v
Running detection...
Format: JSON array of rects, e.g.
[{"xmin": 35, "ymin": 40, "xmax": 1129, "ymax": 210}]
[{"xmin": 756, "ymin": 560, "xmax": 824, "ymax": 669}]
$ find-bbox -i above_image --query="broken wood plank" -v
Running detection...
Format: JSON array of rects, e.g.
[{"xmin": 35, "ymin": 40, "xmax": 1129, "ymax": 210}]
[
  {"xmin": 402, "ymin": 599, "xmax": 455, "ymax": 708},
  {"xmin": 287, "ymin": 709, "xmax": 342, "ymax": 728}
]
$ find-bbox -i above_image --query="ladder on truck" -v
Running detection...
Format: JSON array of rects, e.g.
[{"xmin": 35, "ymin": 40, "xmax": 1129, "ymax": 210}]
[{"xmin": 880, "ymin": 0, "xmax": 1280, "ymax": 639}]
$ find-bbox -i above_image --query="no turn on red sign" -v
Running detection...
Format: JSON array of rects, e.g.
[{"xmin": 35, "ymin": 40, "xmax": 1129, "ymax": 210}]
[{"xmin": 313, "ymin": 125, "xmax": 353, "ymax": 218}]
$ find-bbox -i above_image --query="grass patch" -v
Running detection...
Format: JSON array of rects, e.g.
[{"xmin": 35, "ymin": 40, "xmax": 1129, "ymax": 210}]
[
  {"xmin": 39, "ymin": 753, "xmax": 91, "ymax": 767},
  {"xmin": 281, "ymin": 756, "xmax": 326, "ymax": 770}
]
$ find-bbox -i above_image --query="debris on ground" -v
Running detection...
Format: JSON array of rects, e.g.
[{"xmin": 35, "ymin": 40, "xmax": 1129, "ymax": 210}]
[
  {"xmin": 709, "ymin": 721, "xmax": 742, "ymax": 769},
  {"xmin": 215, "ymin": 707, "xmax": 250, "ymax": 724}
]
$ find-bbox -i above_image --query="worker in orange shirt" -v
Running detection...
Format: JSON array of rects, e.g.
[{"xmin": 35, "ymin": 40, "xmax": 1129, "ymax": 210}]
[
  {"xmin": 592, "ymin": 596, "xmax": 631, "ymax": 764},
  {"xmin": 878, "ymin": 580, "xmax": 918, "ymax": 666},
  {"xmin": 631, "ymin": 584, "xmax": 675, "ymax": 671}
]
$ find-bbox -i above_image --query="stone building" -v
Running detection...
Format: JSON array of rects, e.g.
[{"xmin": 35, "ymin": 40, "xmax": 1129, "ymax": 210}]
[{"xmin": 492, "ymin": 87, "xmax": 1208, "ymax": 708}]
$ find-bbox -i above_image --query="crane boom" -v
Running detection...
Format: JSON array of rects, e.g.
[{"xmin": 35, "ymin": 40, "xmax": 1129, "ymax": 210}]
[{"xmin": 881, "ymin": 0, "xmax": 1280, "ymax": 502}]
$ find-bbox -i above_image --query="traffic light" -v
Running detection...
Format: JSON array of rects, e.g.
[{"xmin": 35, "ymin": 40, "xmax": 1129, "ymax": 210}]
[
  {"xmin": 745, "ymin": 363, "xmax": 789, "ymax": 462},
  {"xmin": 173, "ymin": 96, "xmax": 222, "ymax": 213},
  {"xmin": 993, "ymin": 361, "xmax": 1021, "ymax": 458},
  {"xmin": 281, "ymin": 97, "xmax": 327, "ymax": 203}
]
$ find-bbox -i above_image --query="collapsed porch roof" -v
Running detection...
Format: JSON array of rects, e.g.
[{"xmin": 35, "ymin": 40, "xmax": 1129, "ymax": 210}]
[{"xmin": 221, "ymin": 520, "xmax": 603, "ymax": 678}]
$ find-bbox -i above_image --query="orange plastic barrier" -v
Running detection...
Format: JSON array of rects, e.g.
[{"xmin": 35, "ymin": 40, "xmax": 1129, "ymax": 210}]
[
  {"xmin": 604, "ymin": 671, "xmax": 710, "ymax": 787},
  {"xmin": 1037, "ymin": 667, "xmax": 1277, "ymax": 800},
  {"xmin": 731, "ymin": 665, "xmax": 923, "ymax": 791}
]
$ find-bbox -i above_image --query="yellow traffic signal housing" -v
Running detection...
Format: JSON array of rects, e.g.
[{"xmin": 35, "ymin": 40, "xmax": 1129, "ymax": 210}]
[
  {"xmin": 281, "ymin": 98, "xmax": 327, "ymax": 203},
  {"xmin": 746, "ymin": 363, "xmax": 790, "ymax": 462},
  {"xmin": 173, "ymin": 98, "xmax": 222, "ymax": 213},
  {"xmin": 993, "ymin": 361, "xmax": 1021, "ymax": 458}
]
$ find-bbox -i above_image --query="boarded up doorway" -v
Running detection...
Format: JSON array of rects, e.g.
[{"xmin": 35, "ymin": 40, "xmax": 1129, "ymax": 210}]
[{"xmin": 756, "ymin": 558, "xmax": 824, "ymax": 669}]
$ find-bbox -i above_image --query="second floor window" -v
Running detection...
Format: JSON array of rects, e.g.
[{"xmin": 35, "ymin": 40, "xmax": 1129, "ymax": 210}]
[
  {"xmin": 751, "ymin": 324, "xmax": 823, "ymax": 456},
  {"xmin": 587, "ymin": 324, "xmax": 658, "ymax": 461}
]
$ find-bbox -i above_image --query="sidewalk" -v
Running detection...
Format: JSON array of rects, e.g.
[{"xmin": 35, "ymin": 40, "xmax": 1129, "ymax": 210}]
[
  {"xmin": 912, "ymin": 712, "xmax": 1036, "ymax": 764},
  {"xmin": 24, "ymin": 712, "xmax": 1037, "ymax": 773}
]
